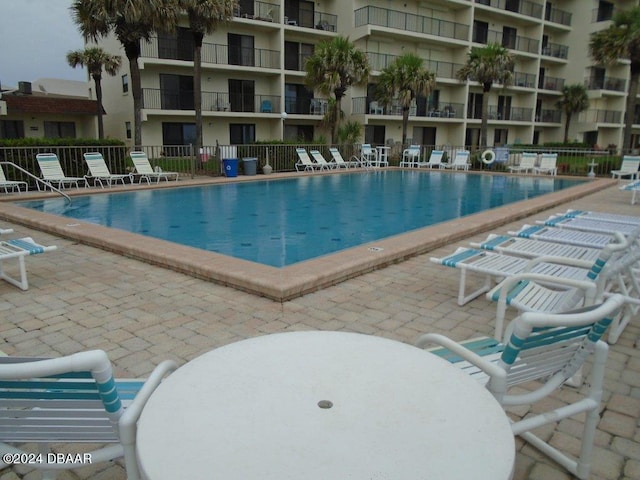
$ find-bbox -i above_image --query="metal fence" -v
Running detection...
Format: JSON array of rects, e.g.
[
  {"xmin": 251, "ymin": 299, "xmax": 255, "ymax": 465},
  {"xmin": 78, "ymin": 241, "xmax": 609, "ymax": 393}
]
[{"xmin": 0, "ymin": 144, "xmax": 631, "ymax": 188}]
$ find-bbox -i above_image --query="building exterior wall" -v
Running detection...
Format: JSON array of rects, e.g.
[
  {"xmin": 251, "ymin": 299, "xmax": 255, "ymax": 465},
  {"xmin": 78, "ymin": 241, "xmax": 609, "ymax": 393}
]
[{"xmin": 94, "ymin": 0, "xmax": 640, "ymax": 151}]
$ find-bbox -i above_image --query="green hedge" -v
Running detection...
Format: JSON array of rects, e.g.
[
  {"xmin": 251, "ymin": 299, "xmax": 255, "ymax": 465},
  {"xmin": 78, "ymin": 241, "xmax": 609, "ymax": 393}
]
[{"xmin": 0, "ymin": 137, "xmax": 125, "ymax": 147}]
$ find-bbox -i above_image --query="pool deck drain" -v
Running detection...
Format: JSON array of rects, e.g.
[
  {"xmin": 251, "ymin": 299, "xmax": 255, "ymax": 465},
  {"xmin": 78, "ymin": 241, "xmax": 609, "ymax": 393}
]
[{"xmin": 0, "ymin": 171, "xmax": 615, "ymax": 301}]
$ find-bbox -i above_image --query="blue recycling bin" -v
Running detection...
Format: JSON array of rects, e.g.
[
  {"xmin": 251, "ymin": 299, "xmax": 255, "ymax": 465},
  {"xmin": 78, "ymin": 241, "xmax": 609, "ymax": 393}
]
[{"xmin": 223, "ymin": 158, "xmax": 238, "ymax": 177}]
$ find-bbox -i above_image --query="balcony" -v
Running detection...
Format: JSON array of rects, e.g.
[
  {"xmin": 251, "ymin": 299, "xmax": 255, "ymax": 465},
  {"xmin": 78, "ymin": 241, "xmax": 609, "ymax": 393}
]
[
  {"xmin": 538, "ymin": 76, "xmax": 564, "ymax": 91},
  {"xmin": 475, "ymin": 29, "xmax": 539, "ymax": 54},
  {"xmin": 142, "ymin": 89, "xmax": 280, "ymax": 113},
  {"xmin": 545, "ymin": 5, "xmax": 572, "ymax": 26},
  {"xmin": 366, "ymin": 52, "xmax": 463, "ymax": 80},
  {"xmin": 513, "ymin": 71, "xmax": 536, "ymax": 88},
  {"xmin": 541, "ymin": 43, "xmax": 569, "ymax": 60},
  {"xmin": 284, "ymin": 9, "xmax": 337, "ymax": 32},
  {"xmin": 584, "ymin": 76, "xmax": 627, "ymax": 93},
  {"xmin": 535, "ymin": 109, "xmax": 561, "ymax": 123},
  {"xmin": 285, "ymin": 97, "xmax": 328, "ymax": 115},
  {"xmin": 140, "ymin": 37, "xmax": 280, "ymax": 70},
  {"xmin": 234, "ymin": 1, "xmax": 279, "ymax": 23},
  {"xmin": 481, "ymin": 106, "xmax": 533, "ymax": 121},
  {"xmin": 354, "ymin": 6, "xmax": 469, "ymax": 42},
  {"xmin": 352, "ymin": 97, "xmax": 464, "ymax": 119},
  {"xmin": 581, "ymin": 109, "xmax": 623, "ymax": 124},
  {"xmin": 474, "ymin": 0, "xmax": 543, "ymax": 20}
]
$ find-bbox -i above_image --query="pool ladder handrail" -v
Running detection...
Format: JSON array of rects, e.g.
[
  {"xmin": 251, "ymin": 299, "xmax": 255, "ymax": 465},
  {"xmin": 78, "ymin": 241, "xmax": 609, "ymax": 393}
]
[{"xmin": 0, "ymin": 161, "xmax": 71, "ymax": 205}]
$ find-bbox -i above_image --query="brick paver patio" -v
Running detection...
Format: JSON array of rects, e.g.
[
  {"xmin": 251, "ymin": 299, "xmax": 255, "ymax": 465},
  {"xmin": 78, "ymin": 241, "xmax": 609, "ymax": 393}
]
[{"xmin": 1, "ymin": 181, "xmax": 638, "ymax": 480}]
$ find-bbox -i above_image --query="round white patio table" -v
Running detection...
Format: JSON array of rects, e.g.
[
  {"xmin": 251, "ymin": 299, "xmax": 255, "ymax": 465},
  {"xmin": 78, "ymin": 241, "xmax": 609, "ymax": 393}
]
[{"xmin": 136, "ymin": 331, "xmax": 515, "ymax": 480}]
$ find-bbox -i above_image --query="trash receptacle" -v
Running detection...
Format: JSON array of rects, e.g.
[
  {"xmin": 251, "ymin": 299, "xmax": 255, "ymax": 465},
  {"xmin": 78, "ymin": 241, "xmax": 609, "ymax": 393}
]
[
  {"xmin": 222, "ymin": 158, "xmax": 238, "ymax": 177},
  {"xmin": 242, "ymin": 157, "xmax": 257, "ymax": 176}
]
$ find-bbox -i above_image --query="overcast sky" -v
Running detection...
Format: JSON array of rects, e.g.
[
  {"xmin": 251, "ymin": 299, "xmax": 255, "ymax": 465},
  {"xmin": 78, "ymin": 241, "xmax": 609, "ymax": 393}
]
[{"xmin": 0, "ymin": 0, "xmax": 87, "ymax": 88}]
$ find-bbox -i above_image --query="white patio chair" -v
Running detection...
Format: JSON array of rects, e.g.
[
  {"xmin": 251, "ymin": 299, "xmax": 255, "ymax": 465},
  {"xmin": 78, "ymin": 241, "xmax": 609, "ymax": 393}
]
[
  {"xmin": 84, "ymin": 152, "xmax": 133, "ymax": 188},
  {"xmin": 0, "ymin": 165, "xmax": 28, "ymax": 193},
  {"xmin": 509, "ymin": 224, "xmax": 620, "ymax": 249},
  {"xmin": 399, "ymin": 145, "xmax": 421, "ymax": 167},
  {"xmin": 418, "ymin": 150, "xmax": 445, "ymax": 169},
  {"xmin": 309, "ymin": 150, "xmax": 334, "ymax": 169},
  {"xmin": 360, "ymin": 144, "xmax": 377, "ymax": 167},
  {"xmin": 441, "ymin": 150, "xmax": 470, "ymax": 170},
  {"xmin": 36, "ymin": 153, "xmax": 87, "ymax": 190},
  {"xmin": 539, "ymin": 212, "xmax": 639, "ymax": 236},
  {"xmin": 611, "ymin": 155, "xmax": 640, "ymax": 180},
  {"xmin": 0, "ymin": 350, "xmax": 177, "ymax": 480},
  {"xmin": 129, "ymin": 151, "xmax": 179, "ymax": 183},
  {"xmin": 328, "ymin": 147, "xmax": 358, "ymax": 168},
  {"xmin": 416, "ymin": 294, "xmax": 627, "ymax": 480},
  {"xmin": 295, "ymin": 148, "xmax": 327, "ymax": 171},
  {"xmin": 0, "ymin": 236, "xmax": 57, "ymax": 290},
  {"xmin": 620, "ymin": 179, "xmax": 640, "ymax": 204},
  {"xmin": 508, "ymin": 152, "xmax": 537, "ymax": 174},
  {"xmin": 533, "ymin": 153, "xmax": 557, "ymax": 175}
]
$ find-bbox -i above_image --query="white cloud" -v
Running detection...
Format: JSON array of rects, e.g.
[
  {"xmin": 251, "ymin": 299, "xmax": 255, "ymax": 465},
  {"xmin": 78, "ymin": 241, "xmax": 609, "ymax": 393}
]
[{"xmin": 0, "ymin": 0, "xmax": 86, "ymax": 88}]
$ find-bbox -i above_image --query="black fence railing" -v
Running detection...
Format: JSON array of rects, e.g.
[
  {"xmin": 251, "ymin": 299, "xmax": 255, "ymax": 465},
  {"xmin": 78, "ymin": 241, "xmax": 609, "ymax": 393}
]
[
  {"xmin": 474, "ymin": 0, "xmax": 543, "ymax": 19},
  {"xmin": 142, "ymin": 89, "xmax": 280, "ymax": 113}
]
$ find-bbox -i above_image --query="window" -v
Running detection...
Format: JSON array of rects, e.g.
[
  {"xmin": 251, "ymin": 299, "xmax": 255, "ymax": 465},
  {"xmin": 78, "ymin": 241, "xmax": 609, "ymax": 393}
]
[
  {"xmin": 238, "ymin": 0, "xmax": 254, "ymax": 17},
  {"xmin": 160, "ymin": 74, "xmax": 194, "ymax": 110},
  {"xmin": 162, "ymin": 122, "xmax": 196, "ymax": 155},
  {"xmin": 505, "ymin": 0, "xmax": 520, "ymax": 13},
  {"xmin": 228, "ymin": 34, "xmax": 254, "ymax": 66},
  {"xmin": 284, "ymin": 42, "xmax": 314, "ymax": 71},
  {"xmin": 229, "ymin": 124, "xmax": 256, "ymax": 144},
  {"xmin": 497, "ymin": 95, "xmax": 512, "ymax": 120},
  {"xmin": 122, "ymin": 74, "xmax": 129, "ymax": 94},
  {"xmin": 473, "ymin": 20, "xmax": 488, "ymax": 44},
  {"xmin": 364, "ymin": 125, "xmax": 385, "ymax": 145},
  {"xmin": 284, "ymin": 125, "xmax": 314, "ymax": 142},
  {"xmin": 229, "ymin": 79, "xmax": 255, "ymax": 112},
  {"xmin": 44, "ymin": 121, "xmax": 76, "ymax": 138},
  {"xmin": 0, "ymin": 120, "xmax": 24, "ymax": 139},
  {"xmin": 285, "ymin": 0, "xmax": 315, "ymax": 27},
  {"xmin": 596, "ymin": 1, "xmax": 614, "ymax": 22},
  {"xmin": 158, "ymin": 27, "xmax": 194, "ymax": 61},
  {"xmin": 502, "ymin": 27, "xmax": 517, "ymax": 50},
  {"xmin": 125, "ymin": 121, "xmax": 132, "ymax": 139},
  {"xmin": 467, "ymin": 93, "xmax": 483, "ymax": 119},
  {"xmin": 494, "ymin": 128, "xmax": 508, "ymax": 146},
  {"xmin": 285, "ymin": 83, "xmax": 313, "ymax": 114}
]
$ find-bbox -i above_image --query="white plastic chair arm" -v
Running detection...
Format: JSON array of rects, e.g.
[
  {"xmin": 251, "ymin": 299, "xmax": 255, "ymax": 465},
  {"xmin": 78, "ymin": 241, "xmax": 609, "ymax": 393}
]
[
  {"xmin": 522, "ymin": 254, "xmax": 594, "ymax": 272},
  {"xmin": 495, "ymin": 271, "xmax": 598, "ymax": 306}
]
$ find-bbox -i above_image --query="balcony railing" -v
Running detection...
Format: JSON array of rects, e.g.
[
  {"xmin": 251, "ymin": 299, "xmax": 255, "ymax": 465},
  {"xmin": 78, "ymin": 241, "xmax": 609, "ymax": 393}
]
[
  {"xmin": 141, "ymin": 37, "xmax": 280, "ymax": 69},
  {"xmin": 233, "ymin": 1, "xmax": 279, "ymax": 23},
  {"xmin": 355, "ymin": 6, "xmax": 469, "ymax": 42},
  {"xmin": 477, "ymin": 29, "xmax": 539, "ymax": 54},
  {"xmin": 142, "ymin": 89, "xmax": 280, "ymax": 113},
  {"xmin": 352, "ymin": 97, "xmax": 464, "ymax": 118},
  {"xmin": 584, "ymin": 76, "xmax": 627, "ymax": 92},
  {"xmin": 474, "ymin": 0, "xmax": 543, "ymax": 20},
  {"xmin": 541, "ymin": 43, "xmax": 569, "ymax": 59},
  {"xmin": 539, "ymin": 76, "xmax": 565, "ymax": 91},
  {"xmin": 545, "ymin": 5, "xmax": 572, "ymax": 26},
  {"xmin": 366, "ymin": 52, "xmax": 463, "ymax": 80},
  {"xmin": 581, "ymin": 109, "xmax": 623, "ymax": 124},
  {"xmin": 535, "ymin": 109, "xmax": 561, "ymax": 123},
  {"xmin": 284, "ymin": 97, "xmax": 328, "ymax": 115},
  {"xmin": 284, "ymin": 9, "xmax": 337, "ymax": 32},
  {"xmin": 513, "ymin": 71, "xmax": 536, "ymax": 88},
  {"xmin": 284, "ymin": 52, "xmax": 313, "ymax": 71},
  {"xmin": 480, "ymin": 106, "xmax": 533, "ymax": 121}
]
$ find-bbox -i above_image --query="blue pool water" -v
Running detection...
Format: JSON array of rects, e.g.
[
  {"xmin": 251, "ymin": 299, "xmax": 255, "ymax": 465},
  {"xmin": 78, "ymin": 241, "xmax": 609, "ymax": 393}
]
[{"xmin": 19, "ymin": 171, "xmax": 584, "ymax": 267}]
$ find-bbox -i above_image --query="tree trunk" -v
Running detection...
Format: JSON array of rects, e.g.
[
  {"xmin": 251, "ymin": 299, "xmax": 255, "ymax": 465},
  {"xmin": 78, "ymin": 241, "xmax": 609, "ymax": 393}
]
[
  {"xmin": 124, "ymin": 42, "xmax": 143, "ymax": 148},
  {"xmin": 564, "ymin": 112, "xmax": 571, "ymax": 144},
  {"xmin": 332, "ymin": 96, "xmax": 341, "ymax": 145},
  {"xmin": 481, "ymin": 84, "xmax": 491, "ymax": 148},
  {"xmin": 193, "ymin": 32, "xmax": 204, "ymax": 164},
  {"xmin": 623, "ymin": 65, "xmax": 640, "ymax": 152},
  {"xmin": 402, "ymin": 108, "xmax": 410, "ymax": 149},
  {"xmin": 93, "ymin": 73, "xmax": 104, "ymax": 139}
]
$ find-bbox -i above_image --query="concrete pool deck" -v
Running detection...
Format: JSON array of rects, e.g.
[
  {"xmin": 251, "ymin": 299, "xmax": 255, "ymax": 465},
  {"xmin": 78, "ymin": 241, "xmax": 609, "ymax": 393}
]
[
  {"xmin": 0, "ymin": 170, "xmax": 615, "ymax": 301},
  {"xmin": 0, "ymin": 172, "xmax": 638, "ymax": 480}
]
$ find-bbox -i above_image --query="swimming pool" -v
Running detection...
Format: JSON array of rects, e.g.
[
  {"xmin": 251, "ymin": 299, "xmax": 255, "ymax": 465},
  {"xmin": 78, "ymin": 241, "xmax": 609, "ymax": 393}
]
[{"xmin": 19, "ymin": 171, "xmax": 584, "ymax": 267}]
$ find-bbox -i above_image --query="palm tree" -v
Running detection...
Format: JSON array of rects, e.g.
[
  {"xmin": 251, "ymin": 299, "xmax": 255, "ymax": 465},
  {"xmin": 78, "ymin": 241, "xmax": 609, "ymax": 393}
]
[
  {"xmin": 590, "ymin": 6, "xmax": 640, "ymax": 151},
  {"xmin": 375, "ymin": 53, "xmax": 435, "ymax": 149},
  {"xmin": 305, "ymin": 36, "xmax": 370, "ymax": 144},
  {"xmin": 67, "ymin": 47, "xmax": 122, "ymax": 139},
  {"xmin": 456, "ymin": 43, "xmax": 514, "ymax": 149},
  {"xmin": 70, "ymin": 0, "xmax": 179, "ymax": 147},
  {"xmin": 555, "ymin": 83, "xmax": 590, "ymax": 144},
  {"xmin": 178, "ymin": 0, "xmax": 236, "ymax": 161}
]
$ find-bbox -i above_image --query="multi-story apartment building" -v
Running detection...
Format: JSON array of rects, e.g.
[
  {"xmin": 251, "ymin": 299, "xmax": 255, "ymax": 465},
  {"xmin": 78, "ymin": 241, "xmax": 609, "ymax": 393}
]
[{"xmin": 96, "ymin": 0, "xmax": 640, "ymax": 151}]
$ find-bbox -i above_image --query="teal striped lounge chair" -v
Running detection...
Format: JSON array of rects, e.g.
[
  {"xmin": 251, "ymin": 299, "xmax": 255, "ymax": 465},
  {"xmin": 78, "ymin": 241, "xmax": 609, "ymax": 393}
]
[
  {"xmin": 83, "ymin": 152, "xmax": 133, "ymax": 188},
  {"xmin": 0, "ymin": 350, "xmax": 177, "ymax": 480},
  {"xmin": 0, "ymin": 236, "xmax": 57, "ymax": 290},
  {"xmin": 416, "ymin": 294, "xmax": 626, "ymax": 480}
]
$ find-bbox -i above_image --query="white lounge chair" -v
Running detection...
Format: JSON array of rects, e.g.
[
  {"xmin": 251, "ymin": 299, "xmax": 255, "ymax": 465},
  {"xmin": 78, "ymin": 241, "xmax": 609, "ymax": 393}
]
[
  {"xmin": 554, "ymin": 209, "xmax": 640, "ymax": 225},
  {"xmin": 328, "ymin": 147, "xmax": 358, "ymax": 168},
  {"xmin": 399, "ymin": 145, "xmax": 421, "ymax": 167},
  {"xmin": 611, "ymin": 155, "xmax": 640, "ymax": 180},
  {"xmin": 441, "ymin": 150, "xmax": 470, "ymax": 170},
  {"xmin": 418, "ymin": 150, "xmax": 445, "ymax": 169},
  {"xmin": 0, "ymin": 236, "xmax": 57, "ymax": 290},
  {"xmin": 508, "ymin": 152, "xmax": 536, "ymax": 174},
  {"xmin": 533, "ymin": 153, "xmax": 557, "ymax": 175},
  {"xmin": 0, "ymin": 349, "xmax": 177, "ymax": 480},
  {"xmin": 539, "ymin": 212, "xmax": 639, "ymax": 236},
  {"xmin": 510, "ymin": 224, "xmax": 619, "ymax": 249},
  {"xmin": 130, "ymin": 151, "xmax": 179, "ymax": 183},
  {"xmin": 36, "ymin": 153, "xmax": 87, "ymax": 190},
  {"xmin": 620, "ymin": 179, "xmax": 640, "ymax": 204},
  {"xmin": 487, "ymin": 230, "xmax": 638, "ymax": 339},
  {"xmin": 309, "ymin": 150, "xmax": 334, "ymax": 170},
  {"xmin": 295, "ymin": 148, "xmax": 326, "ymax": 172},
  {"xmin": 0, "ymin": 166, "xmax": 27, "ymax": 193},
  {"xmin": 416, "ymin": 294, "xmax": 627, "ymax": 480},
  {"xmin": 360, "ymin": 144, "xmax": 377, "ymax": 168},
  {"xmin": 84, "ymin": 152, "xmax": 133, "ymax": 188}
]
